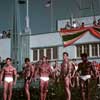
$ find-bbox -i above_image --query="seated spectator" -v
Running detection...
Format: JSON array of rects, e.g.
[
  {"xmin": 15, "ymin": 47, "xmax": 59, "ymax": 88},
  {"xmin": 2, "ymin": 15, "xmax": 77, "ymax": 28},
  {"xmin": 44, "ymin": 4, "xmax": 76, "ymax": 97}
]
[
  {"xmin": 65, "ymin": 21, "xmax": 71, "ymax": 29},
  {"xmin": 0, "ymin": 33, "xmax": 3, "ymax": 38},
  {"xmin": 93, "ymin": 20, "xmax": 97, "ymax": 26},
  {"xmin": 80, "ymin": 22, "xmax": 85, "ymax": 28},
  {"xmin": 7, "ymin": 29, "xmax": 11, "ymax": 38},
  {"xmin": 97, "ymin": 19, "xmax": 100, "ymax": 26},
  {"xmin": 2, "ymin": 31, "xmax": 7, "ymax": 38},
  {"xmin": 72, "ymin": 21, "xmax": 79, "ymax": 28}
]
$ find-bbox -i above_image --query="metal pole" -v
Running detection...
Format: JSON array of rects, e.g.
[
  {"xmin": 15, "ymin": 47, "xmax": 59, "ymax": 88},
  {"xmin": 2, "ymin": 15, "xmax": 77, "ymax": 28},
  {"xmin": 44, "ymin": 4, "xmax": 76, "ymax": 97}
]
[
  {"xmin": 25, "ymin": 0, "xmax": 31, "ymax": 33},
  {"xmin": 50, "ymin": 0, "xmax": 53, "ymax": 32}
]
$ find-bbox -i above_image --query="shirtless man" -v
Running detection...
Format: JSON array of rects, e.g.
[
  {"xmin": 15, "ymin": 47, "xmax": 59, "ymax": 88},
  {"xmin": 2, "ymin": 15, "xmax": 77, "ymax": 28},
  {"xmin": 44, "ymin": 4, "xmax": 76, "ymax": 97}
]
[
  {"xmin": 39, "ymin": 56, "xmax": 52, "ymax": 100},
  {"xmin": 0, "ymin": 57, "xmax": 17, "ymax": 100},
  {"xmin": 61, "ymin": 52, "xmax": 75, "ymax": 100},
  {"xmin": 71, "ymin": 59, "xmax": 79, "ymax": 87},
  {"xmin": 23, "ymin": 58, "xmax": 35, "ymax": 100},
  {"xmin": 52, "ymin": 60, "xmax": 61, "ymax": 83},
  {"xmin": 77, "ymin": 53, "xmax": 96, "ymax": 100}
]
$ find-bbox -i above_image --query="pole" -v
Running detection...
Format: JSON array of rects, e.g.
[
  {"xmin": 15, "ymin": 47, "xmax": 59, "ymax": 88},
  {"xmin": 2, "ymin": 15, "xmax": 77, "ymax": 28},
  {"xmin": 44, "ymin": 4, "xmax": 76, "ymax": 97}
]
[
  {"xmin": 50, "ymin": 0, "xmax": 53, "ymax": 32},
  {"xmin": 25, "ymin": 0, "xmax": 31, "ymax": 33}
]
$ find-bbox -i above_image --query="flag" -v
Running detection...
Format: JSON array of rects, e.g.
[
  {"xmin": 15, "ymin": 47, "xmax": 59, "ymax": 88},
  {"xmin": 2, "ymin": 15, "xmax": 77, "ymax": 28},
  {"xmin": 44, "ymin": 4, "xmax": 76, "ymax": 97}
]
[
  {"xmin": 18, "ymin": 0, "xmax": 26, "ymax": 4},
  {"xmin": 45, "ymin": 0, "xmax": 51, "ymax": 7},
  {"xmin": 60, "ymin": 26, "xmax": 100, "ymax": 47}
]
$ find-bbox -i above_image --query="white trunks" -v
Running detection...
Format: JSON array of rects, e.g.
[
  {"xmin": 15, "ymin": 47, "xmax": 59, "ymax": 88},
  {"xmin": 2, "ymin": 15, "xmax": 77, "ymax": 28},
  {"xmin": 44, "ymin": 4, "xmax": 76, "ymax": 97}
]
[
  {"xmin": 4, "ymin": 77, "xmax": 13, "ymax": 83},
  {"xmin": 80, "ymin": 75, "xmax": 91, "ymax": 81},
  {"xmin": 40, "ymin": 77, "xmax": 49, "ymax": 81}
]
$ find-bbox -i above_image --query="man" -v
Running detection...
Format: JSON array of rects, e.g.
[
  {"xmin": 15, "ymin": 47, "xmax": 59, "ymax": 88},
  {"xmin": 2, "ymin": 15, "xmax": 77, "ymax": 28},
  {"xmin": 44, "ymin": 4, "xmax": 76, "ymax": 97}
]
[
  {"xmin": 61, "ymin": 52, "xmax": 75, "ymax": 100},
  {"xmin": 0, "ymin": 57, "xmax": 17, "ymax": 100},
  {"xmin": 71, "ymin": 59, "xmax": 79, "ymax": 87},
  {"xmin": 23, "ymin": 58, "xmax": 35, "ymax": 100},
  {"xmin": 39, "ymin": 56, "xmax": 52, "ymax": 100},
  {"xmin": 77, "ymin": 53, "xmax": 96, "ymax": 100},
  {"xmin": 52, "ymin": 60, "xmax": 61, "ymax": 83}
]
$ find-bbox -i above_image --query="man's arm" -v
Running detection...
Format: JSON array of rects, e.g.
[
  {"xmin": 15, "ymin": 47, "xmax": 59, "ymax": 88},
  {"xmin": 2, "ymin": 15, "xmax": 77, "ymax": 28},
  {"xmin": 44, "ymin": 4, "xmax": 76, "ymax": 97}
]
[
  {"xmin": 60, "ymin": 64, "xmax": 64, "ymax": 79},
  {"xmin": 71, "ymin": 62, "xmax": 76, "ymax": 78},
  {"xmin": 75, "ymin": 63, "xmax": 81, "ymax": 78},
  {"xmin": 0, "ymin": 67, "xmax": 4, "ymax": 84},
  {"xmin": 13, "ymin": 67, "xmax": 17, "ymax": 85},
  {"xmin": 30, "ymin": 64, "xmax": 35, "ymax": 81},
  {"xmin": 91, "ymin": 63, "xmax": 96, "ymax": 78},
  {"xmin": 22, "ymin": 64, "xmax": 26, "ymax": 78}
]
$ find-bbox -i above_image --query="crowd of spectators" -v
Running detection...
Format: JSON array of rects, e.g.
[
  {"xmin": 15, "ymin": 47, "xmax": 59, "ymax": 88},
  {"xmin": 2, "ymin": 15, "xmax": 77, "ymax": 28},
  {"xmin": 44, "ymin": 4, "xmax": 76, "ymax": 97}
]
[
  {"xmin": 0, "ymin": 29, "xmax": 11, "ymax": 39},
  {"xmin": 63, "ymin": 18, "xmax": 100, "ymax": 30},
  {"xmin": 93, "ymin": 19, "xmax": 100, "ymax": 26}
]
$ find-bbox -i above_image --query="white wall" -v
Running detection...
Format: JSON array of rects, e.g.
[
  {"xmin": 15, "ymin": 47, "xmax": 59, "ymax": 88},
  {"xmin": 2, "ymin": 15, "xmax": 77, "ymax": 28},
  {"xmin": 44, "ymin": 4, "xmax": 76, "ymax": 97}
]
[
  {"xmin": 29, "ymin": 32, "xmax": 63, "ymax": 61},
  {"xmin": 74, "ymin": 32, "xmax": 100, "ymax": 44},
  {"xmin": 0, "ymin": 39, "xmax": 11, "ymax": 60},
  {"xmin": 30, "ymin": 32, "xmax": 63, "ymax": 48}
]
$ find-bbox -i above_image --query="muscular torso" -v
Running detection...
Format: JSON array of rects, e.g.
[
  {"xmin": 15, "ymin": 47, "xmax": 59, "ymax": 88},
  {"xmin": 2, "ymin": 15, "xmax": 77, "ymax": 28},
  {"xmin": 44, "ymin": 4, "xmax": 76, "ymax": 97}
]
[
  {"xmin": 39, "ymin": 63, "xmax": 51, "ymax": 77},
  {"xmin": 61, "ymin": 61, "xmax": 72, "ymax": 78},
  {"xmin": 3, "ymin": 65, "xmax": 16, "ymax": 77},
  {"xmin": 23, "ymin": 65, "xmax": 32, "ymax": 78},
  {"xmin": 78, "ymin": 62, "xmax": 92, "ymax": 75}
]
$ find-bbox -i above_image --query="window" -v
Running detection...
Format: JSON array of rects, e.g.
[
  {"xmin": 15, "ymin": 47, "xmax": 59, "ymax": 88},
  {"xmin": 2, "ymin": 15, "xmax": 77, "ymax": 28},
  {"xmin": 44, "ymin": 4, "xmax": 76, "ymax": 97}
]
[
  {"xmin": 33, "ymin": 49, "xmax": 38, "ymax": 60},
  {"xmin": 91, "ymin": 43, "xmax": 98, "ymax": 56},
  {"xmin": 77, "ymin": 45, "xmax": 82, "ymax": 57},
  {"xmin": 75, "ymin": 0, "xmax": 91, "ymax": 10},
  {"xmin": 53, "ymin": 47, "xmax": 58, "ymax": 59},
  {"xmin": 39, "ymin": 49, "xmax": 44, "ymax": 60},
  {"xmin": 99, "ymin": 43, "xmax": 100, "ymax": 56},
  {"xmin": 46, "ymin": 48, "xmax": 51, "ymax": 60},
  {"xmin": 32, "ymin": 46, "xmax": 58, "ymax": 61},
  {"xmin": 76, "ymin": 43, "xmax": 100, "ymax": 57},
  {"xmin": 83, "ymin": 44, "xmax": 89, "ymax": 56}
]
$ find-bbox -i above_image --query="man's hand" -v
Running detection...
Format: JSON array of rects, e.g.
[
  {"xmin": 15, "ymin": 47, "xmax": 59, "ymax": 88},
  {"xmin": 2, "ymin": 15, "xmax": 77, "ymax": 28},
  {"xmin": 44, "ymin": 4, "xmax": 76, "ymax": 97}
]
[
  {"xmin": 13, "ymin": 81, "xmax": 16, "ymax": 86},
  {"xmin": 0, "ymin": 80, "xmax": 3, "ymax": 85}
]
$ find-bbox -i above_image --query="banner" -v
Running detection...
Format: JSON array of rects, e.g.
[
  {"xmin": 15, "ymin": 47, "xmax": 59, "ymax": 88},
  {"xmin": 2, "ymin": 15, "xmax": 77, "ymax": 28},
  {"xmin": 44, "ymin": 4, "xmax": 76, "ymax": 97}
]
[{"xmin": 60, "ymin": 26, "xmax": 100, "ymax": 47}]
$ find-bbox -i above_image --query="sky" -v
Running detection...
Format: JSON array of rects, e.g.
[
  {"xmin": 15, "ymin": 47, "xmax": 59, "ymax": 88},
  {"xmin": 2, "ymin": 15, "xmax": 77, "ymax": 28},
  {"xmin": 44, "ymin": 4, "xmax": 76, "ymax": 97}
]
[{"xmin": 0, "ymin": 0, "xmax": 100, "ymax": 34}]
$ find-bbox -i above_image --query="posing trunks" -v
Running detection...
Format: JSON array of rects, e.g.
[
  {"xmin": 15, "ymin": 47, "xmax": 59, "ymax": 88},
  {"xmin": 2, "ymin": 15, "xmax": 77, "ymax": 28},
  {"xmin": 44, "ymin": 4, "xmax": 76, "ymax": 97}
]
[
  {"xmin": 40, "ymin": 77, "xmax": 49, "ymax": 82},
  {"xmin": 4, "ymin": 77, "xmax": 13, "ymax": 83},
  {"xmin": 80, "ymin": 75, "xmax": 91, "ymax": 81}
]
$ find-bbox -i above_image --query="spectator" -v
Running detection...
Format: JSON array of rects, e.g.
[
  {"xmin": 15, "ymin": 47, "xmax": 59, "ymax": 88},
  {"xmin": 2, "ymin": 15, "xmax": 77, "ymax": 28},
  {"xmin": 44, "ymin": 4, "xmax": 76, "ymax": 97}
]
[
  {"xmin": 97, "ymin": 19, "xmax": 100, "ymax": 26},
  {"xmin": 0, "ymin": 33, "xmax": 3, "ymax": 38},
  {"xmin": 2, "ymin": 31, "xmax": 7, "ymax": 38},
  {"xmin": 81, "ymin": 22, "xmax": 85, "ymax": 28},
  {"xmin": 7, "ymin": 29, "xmax": 11, "ymax": 38},
  {"xmin": 93, "ymin": 20, "xmax": 97, "ymax": 26},
  {"xmin": 65, "ymin": 21, "xmax": 71, "ymax": 29}
]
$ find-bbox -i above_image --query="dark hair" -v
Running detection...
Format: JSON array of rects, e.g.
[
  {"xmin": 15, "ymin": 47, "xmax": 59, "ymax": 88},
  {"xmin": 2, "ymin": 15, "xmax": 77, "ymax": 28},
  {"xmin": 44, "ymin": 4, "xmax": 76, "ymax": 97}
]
[
  {"xmin": 25, "ymin": 58, "xmax": 30, "ymax": 63},
  {"xmin": 41, "ymin": 56, "xmax": 47, "ymax": 60},
  {"xmin": 81, "ymin": 53, "xmax": 87, "ymax": 57},
  {"xmin": 63, "ymin": 52, "xmax": 69, "ymax": 56},
  {"xmin": 6, "ymin": 57, "xmax": 12, "ymax": 61}
]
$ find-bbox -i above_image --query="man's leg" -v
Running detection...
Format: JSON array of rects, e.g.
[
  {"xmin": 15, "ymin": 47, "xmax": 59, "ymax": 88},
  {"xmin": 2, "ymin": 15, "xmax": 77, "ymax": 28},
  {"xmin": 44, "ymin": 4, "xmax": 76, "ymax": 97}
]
[
  {"xmin": 76, "ymin": 76, "xmax": 79, "ymax": 87},
  {"xmin": 43, "ymin": 81, "xmax": 49, "ymax": 100},
  {"xmin": 24, "ymin": 81, "xmax": 30, "ymax": 100},
  {"xmin": 80, "ymin": 80, "xmax": 86, "ymax": 100},
  {"xmin": 8, "ymin": 82, "xmax": 13, "ymax": 100},
  {"xmin": 3, "ymin": 82, "xmax": 8, "ymax": 100},
  {"xmin": 40, "ymin": 80, "xmax": 44, "ymax": 100},
  {"xmin": 86, "ymin": 79, "xmax": 91, "ymax": 100},
  {"xmin": 64, "ymin": 77, "xmax": 71, "ymax": 100}
]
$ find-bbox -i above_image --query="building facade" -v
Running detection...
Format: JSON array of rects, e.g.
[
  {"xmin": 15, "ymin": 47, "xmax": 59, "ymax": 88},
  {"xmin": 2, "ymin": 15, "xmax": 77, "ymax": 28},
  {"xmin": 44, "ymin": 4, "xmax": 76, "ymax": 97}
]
[{"xmin": 0, "ymin": 16, "xmax": 100, "ymax": 71}]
